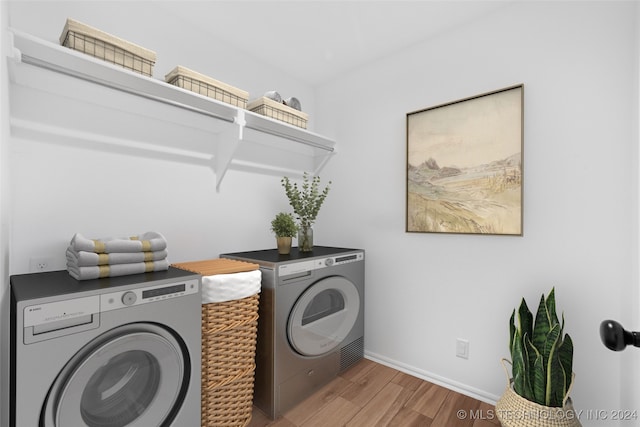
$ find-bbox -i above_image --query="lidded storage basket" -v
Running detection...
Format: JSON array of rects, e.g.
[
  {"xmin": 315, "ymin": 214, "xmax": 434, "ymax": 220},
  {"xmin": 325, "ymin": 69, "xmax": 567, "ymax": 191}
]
[
  {"xmin": 248, "ymin": 96, "xmax": 309, "ymax": 129},
  {"xmin": 165, "ymin": 66, "xmax": 249, "ymax": 108},
  {"xmin": 60, "ymin": 18, "xmax": 156, "ymax": 76},
  {"xmin": 172, "ymin": 258, "xmax": 261, "ymax": 427}
]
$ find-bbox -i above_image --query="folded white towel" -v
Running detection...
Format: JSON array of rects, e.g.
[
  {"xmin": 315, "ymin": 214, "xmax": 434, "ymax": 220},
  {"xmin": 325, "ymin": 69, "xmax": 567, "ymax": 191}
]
[
  {"xmin": 66, "ymin": 247, "xmax": 168, "ymax": 266},
  {"xmin": 201, "ymin": 270, "xmax": 262, "ymax": 304},
  {"xmin": 67, "ymin": 259, "xmax": 170, "ymax": 280},
  {"xmin": 69, "ymin": 231, "xmax": 167, "ymax": 254}
]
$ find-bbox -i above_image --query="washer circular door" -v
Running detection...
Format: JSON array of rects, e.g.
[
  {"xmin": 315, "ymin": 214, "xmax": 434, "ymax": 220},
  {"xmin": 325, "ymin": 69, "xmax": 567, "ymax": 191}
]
[
  {"xmin": 42, "ymin": 323, "xmax": 188, "ymax": 427},
  {"xmin": 288, "ymin": 276, "xmax": 360, "ymax": 356}
]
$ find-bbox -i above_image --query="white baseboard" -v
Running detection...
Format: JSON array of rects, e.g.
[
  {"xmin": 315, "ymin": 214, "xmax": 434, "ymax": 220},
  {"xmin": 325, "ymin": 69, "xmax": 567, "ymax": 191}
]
[{"xmin": 364, "ymin": 351, "xmax": 501, "ymax": 405}]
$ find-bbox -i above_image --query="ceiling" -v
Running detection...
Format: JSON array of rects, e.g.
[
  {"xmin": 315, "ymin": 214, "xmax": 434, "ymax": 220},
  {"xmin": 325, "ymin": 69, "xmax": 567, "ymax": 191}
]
[{"xmin": 162, "ymin": 1, "xmax": 514, "ymax": 87}]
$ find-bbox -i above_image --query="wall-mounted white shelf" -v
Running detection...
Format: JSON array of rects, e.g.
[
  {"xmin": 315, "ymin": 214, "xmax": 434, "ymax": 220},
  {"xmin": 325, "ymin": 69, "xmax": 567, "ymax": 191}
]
[{"xmin": 6, "ymin": 29, "xmax": 336, "ymax": 190}]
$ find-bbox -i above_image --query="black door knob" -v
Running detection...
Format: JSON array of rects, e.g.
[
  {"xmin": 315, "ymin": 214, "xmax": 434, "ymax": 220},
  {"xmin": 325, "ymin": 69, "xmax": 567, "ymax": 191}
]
[{"xmin": 600, "ymin": 319, "xmax": 640, "ymax": 351}]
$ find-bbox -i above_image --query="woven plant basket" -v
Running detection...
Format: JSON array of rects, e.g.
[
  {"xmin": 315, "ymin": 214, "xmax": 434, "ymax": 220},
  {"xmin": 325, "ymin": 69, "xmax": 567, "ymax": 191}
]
[{"xmin": 496, "ymin": 359, "xmax": 582, "ymax": 427}]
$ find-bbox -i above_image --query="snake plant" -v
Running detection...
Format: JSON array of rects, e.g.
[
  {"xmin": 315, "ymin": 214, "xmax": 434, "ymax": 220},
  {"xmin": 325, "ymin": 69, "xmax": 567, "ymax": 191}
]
[{"xmin": 509, "ymin": 288, "xmax": 574, "ymax": 407}]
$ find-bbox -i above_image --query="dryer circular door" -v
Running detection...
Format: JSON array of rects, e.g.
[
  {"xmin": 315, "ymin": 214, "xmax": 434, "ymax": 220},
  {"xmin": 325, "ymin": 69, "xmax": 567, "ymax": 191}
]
[
  {"xmin": 42, "ymin": 323, "xmax": 189, "ymax": 427},
  {"xmin": 288, "ymin": 276, "xmax": 360, "ymax": 356}
]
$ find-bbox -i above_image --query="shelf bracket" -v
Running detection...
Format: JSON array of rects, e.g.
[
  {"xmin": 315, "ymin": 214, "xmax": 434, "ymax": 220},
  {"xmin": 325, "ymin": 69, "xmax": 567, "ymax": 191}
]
[
  {"xmin": 313, "ymin": 149, "xmax": 336, "ymax": 176},
  {"xmin": 215, "ymin": 110, "xmax": 245, "ymax": 191},
  {"xmin": 9, "ymin": 31, "xmax": 22, "ymax": 61}
]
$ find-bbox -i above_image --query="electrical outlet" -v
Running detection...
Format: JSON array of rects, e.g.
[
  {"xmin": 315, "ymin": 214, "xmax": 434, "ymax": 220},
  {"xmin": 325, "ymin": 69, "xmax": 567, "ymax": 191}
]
[
  {"xmin": 456, "ymin": 338, "xmax": 469, "ymax": 359},
  {"xmin": 29, "ymin": 257, "xmax": 53, "ymax": 272}
]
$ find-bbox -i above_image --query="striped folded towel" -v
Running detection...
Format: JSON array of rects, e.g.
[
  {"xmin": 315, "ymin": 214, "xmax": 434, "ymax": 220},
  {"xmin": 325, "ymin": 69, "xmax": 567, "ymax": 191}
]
[
  {"xmin": 69, "ymin": 231, "xmax": 167, "ymax": 254},
  {"xmin": 67, "ymin": 259, "xmax": 170, "ymax": 281},
  {"xmin": 66, "ymin": 247, "xmax": 168, "ymax": 267}
]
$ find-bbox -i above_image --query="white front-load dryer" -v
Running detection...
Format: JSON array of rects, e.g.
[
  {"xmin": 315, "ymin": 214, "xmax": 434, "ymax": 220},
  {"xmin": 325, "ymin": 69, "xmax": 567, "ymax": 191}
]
[
  {"xmin": 10, "ymin": 268, "xmax": 201, "ymax": 427},
  {"xmin": 221, "ymin": 246, "xmax": 365, "ymax": 419}
]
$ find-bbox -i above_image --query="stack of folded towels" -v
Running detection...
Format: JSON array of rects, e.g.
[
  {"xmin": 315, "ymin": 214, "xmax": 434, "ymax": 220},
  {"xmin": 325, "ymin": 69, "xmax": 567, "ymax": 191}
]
[{"xmin": 66, "ymin": 231, "xmax": 170, "ymax": 280}]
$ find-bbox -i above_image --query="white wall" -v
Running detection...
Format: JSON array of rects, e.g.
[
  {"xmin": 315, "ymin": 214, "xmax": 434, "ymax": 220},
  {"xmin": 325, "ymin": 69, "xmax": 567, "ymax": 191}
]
[
  {"xmin": 5, "ymin": 0, "xmax": 317, "ymax": 272},
  {"xmin": 2, "ymin": 1, "xmax": 639, "ymax": 427},
  {"xmin": 1, "ymin": 1, "xmax": 12, "ymax": 426},
  {"xmin": 316, "ymin": 1, "xmax": 638, "ymax": 425},
  {"xmin": 6, "ymin": 1, "xmax": 318, "ymax": 127},
  {"xmin": 2, "ymin": 3, "xmax": 316, "ymax": 425}
]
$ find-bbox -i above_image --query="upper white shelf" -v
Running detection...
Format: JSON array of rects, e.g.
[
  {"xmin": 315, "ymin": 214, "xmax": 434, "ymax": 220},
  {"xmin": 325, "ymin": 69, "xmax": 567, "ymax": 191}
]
[{"xmin": 6, "ymin": 29, "xmax": 336, "ymax": 190}]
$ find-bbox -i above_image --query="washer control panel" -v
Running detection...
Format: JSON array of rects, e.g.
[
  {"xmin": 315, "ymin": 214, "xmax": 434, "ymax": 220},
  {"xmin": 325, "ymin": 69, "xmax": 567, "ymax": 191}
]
[
  {"xmin": 101, "ymin": 278, "xmax": 199, "ymax": 312},
  {"xmin": 279, "ymin": 251, "xmax": 364, "ymax": 277}
]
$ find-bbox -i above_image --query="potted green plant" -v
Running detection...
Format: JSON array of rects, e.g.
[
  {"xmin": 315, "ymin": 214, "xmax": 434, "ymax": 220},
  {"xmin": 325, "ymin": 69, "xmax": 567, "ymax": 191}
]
[
  {"xmin": 281, "ymin": 172, "xmax": 331, "ymax": 252},
  {"xmin": 496, "ymin": 288, "xmax": 581, "ymax": 426},
  {"xmin": 270, "ymin": 212, "xmax": 298, "ymax": 255}
]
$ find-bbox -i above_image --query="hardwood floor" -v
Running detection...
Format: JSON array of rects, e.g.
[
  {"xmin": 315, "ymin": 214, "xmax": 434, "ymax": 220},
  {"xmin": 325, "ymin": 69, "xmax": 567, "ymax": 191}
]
[{"xmin": 248, "ymin": 359, "xmax": 500, "ymax": 427}]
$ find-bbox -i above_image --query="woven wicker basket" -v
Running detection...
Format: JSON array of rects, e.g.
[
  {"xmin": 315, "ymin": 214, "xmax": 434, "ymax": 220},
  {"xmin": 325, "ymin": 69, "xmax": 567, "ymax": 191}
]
[
  {"xmin": 496, "ymin": 359, "xmax": 582, "ymax": 427},
  {"xmin": 60, "ymin": 18, "xmax": 156, "ymax": 76},
  {"xmin": 247, "ymin": 96, "xmax": 308, "ymax": 129},
  {"xmin": 172, "ymin": 259, "xmax": 260, "ymax": 427},
  {"xmin": 165, "ymin": 66, "xmax": 249, "ymax": 108},
  {"xmin": 200, "ymin": 293, "xmax": 260, "ymax": 427}
]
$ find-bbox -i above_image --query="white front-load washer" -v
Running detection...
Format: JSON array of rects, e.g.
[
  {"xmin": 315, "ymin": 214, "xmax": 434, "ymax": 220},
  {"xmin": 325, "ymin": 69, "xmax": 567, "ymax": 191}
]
[
  {"xmin": 10, "ymin": 268, "xmax": 201, "ymax": 427},
  {"xmin": 221, "ymin": 246, "xmax": 364, "ymax": 419}
]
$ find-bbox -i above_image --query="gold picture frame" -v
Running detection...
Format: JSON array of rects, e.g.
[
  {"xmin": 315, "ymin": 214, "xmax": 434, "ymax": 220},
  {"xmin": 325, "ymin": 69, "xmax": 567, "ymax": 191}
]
[{"xmin": 406, "ymin": 85, "xmax": 523, "ymax": 235}]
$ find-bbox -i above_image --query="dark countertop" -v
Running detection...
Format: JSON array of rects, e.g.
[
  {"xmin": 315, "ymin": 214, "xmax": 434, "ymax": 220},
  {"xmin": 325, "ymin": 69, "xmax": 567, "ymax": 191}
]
[{"xmin": 10, "ymin": 267, "xmax": 199, "ymax": 302}]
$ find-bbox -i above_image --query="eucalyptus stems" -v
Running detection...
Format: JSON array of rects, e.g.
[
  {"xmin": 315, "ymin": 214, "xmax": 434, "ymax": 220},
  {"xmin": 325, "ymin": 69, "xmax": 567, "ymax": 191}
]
[{"xmin": 281, "ymin": 173, "xmax": 331, "ymax": 251}]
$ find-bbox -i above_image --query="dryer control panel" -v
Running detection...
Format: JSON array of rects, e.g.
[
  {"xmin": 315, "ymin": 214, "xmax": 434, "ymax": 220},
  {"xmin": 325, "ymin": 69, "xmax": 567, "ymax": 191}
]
[
  {"xmin": 324, "ymin": 252, "xmax": 364, "ymax": 267},
  {"xmin": 278, "ymin": 251, "xmax": 364, "ymax": 277}
]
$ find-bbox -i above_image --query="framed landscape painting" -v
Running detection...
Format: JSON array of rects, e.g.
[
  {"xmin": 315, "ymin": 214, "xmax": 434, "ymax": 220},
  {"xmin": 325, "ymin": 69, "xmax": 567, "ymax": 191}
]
[{"xmin": 406, "ymin": 85, "xmax": 523, "ymax": 235}]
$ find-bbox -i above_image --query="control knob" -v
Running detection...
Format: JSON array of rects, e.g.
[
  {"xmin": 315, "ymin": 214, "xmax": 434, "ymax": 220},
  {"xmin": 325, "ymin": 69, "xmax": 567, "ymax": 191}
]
[
  {"xmin": 121, "ymin": 291, "xmax": 137, "ymax": 306},
  {"xmin": 325, "ymin": 258, "xmax": 334, "ymax": 266}
]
